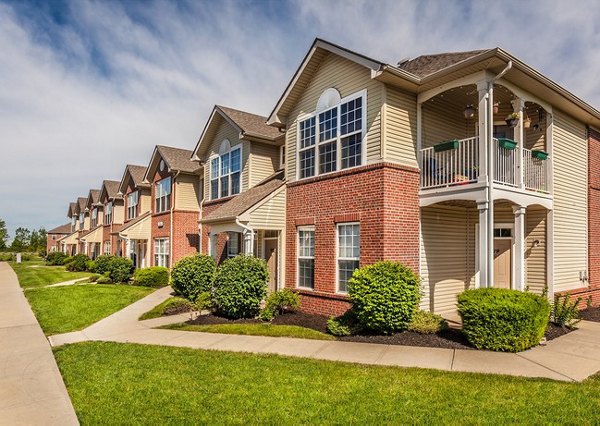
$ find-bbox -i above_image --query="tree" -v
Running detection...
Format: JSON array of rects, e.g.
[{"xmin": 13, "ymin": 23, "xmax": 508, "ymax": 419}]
[
  {"xmin": 0, "ymin": 219, "xmax": 8, "ymax": 250},
  {"xmin": 10, "ymin": 227, "xmax": 31, "ymax": 252}
]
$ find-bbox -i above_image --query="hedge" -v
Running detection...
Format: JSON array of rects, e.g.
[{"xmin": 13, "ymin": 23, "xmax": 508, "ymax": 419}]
[
  {"xmin": 171, "ymin": 255, "xmax": 216, "ymax": 301},
  {"xmin": 133, "ymin": 267, "xmax": 170, "ymax": 288}
]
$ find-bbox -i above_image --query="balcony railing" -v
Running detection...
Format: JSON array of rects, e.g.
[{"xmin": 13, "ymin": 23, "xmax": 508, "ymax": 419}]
[{"xmin": 420, "ymin": 137, "xmax": 548, "ymax": 193}]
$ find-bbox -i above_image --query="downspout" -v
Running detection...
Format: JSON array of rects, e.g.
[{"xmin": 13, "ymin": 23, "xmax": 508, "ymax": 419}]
[
  {"xmin": 170, "ymin": 170, "xmax": 181, "ymax": 269},
  {"xmin": 235, "ymin": 218, "xmax": 255, "ymax": 256}
]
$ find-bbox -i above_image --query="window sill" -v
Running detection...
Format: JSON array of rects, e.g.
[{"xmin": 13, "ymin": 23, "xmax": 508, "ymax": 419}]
[{"xmin": 293, "ymin": 288, "xmax": 350, "ymax": 301}]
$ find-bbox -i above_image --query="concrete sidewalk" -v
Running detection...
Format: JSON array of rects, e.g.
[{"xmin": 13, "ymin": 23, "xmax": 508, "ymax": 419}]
[
  {"xmin": 45, "ymin": 277, "xmax": 90, "ymax": 288},
  {"xmin": 49, "ymin": 285, "xmax": 600, "ymax": 382},
  {"xmin": 0, "ymin": 262, "xmax": 78, "ymax": 425}
]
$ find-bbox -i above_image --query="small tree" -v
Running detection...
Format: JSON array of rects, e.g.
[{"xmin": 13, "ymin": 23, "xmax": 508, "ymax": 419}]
[
  {"xmin": 10, "ymin": 227, "xmax": 31, "ymax": 252},
  {"xmin": 0, "ymin": 219, "xmax": 8, "ymax": 250}
]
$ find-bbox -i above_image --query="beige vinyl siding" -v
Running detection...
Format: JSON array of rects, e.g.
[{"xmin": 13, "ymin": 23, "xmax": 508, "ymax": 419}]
[
  {"xmin": 524, "ymin": 103, "xmax": 546, "ymax": 151},
  {"xmin": 384, "ymin": 86, "xmax": 418, "ymax": 167},
  {"xmin": 526, "ymin": 206, "xmax": 547, "ymax": 294},
  {"xmin": 202, "ymin": 119, "xmax": 250, "ymax": 197},
  {"xmin": 249, "ymin": 143, "xmax": 280, "ymax": 187},
  {"xmin": 83, "ymin": 215, "xmax": 90, "ymax": 230},
  {"xmin": 175, "ymin": 174, "xmax": 200, "ymax": 211},
  {"xmin": 422, "ymin": 93, "xmax": 476, "ymax": 149},
  {"xmin": 139, "ymin": 189, "xmax": 151, "ymax": 214},
  {"xmin": 285, "ymin": 53, "xmax": 384, "ymax": 182},
  {"xmin": 113, "ymin": 201, "xmax": 125, "ymax": 224},
  {"xmin": 420, "ymin": 205, "xmax": 474, "ymax": 314},
  {"xmin": 553, "ymin": 110, "xmax": 588, "ymax": 292},
  {"xmin": 123, "ymin": 216, "xmax": 151, "ymax": 240},
  {"xmin": 245, "ymin": 187, "xmax": 286, "ymax": 230}
]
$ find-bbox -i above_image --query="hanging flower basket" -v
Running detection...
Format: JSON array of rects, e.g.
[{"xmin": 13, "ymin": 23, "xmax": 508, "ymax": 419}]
[
  {"xmin": 532, "ymin": 150, "xmax": 548, "ymax": 160},
  {"xmin": 433, "ymin": 139, "xmax": 460, "ymax": 152},
  {"xmin": 524, "ymin": 117, "xmax": 532, "ymax": 129},
  {"xmin": 506, "ymin": 118, "xmax": 519, "ymax": 127}
]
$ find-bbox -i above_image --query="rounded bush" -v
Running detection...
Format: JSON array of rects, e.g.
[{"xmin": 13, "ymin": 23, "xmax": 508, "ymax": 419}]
[
  {"xmin": 65, "ymin": 254, "xmax": 90, "ymax": 272},
  {"xmin": 46, "ymin": 251, "xmax": 68, "ymax": 265},
  {"xmin": 212, "ymin": 255, "xmax": 268, "ymax": 319},
  {"xmin": 407, "ymin": 310, "xmax": 448, "ymax": 334},
  {"xmin": 348, "ymin": 261, "xmax": 421, "ymax": 334},
  {"xmin": 133, "ymin": 266, "xmax": 170, "ymax": 287},
  {"xmin": 106, "ymin": 257, "xmax": 134, "ymax": 283},
  {"xmin": 458, "ymin": 288, "xmax": 550, "ymax": 352},
  {"xmin": 171, "ymin": 254, "xmax": 216, "ymax": 301},
  {"xmin": 92, "ymin": 255, "xmax": 114, "ymax": 275}
]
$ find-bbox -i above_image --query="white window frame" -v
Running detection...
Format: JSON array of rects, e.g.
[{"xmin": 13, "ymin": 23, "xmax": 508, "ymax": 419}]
[
  {"xmin": 79, "ymin": 212, "xmax": 84, "ymax": 230},
  {"xmin": 154, "ymin": 238, "xmax": 169, "ymax": 267},
  {"xmin": 336, "ymin": 222, "xmax": 360, "ymax": 294},
  {"xmin": 104, "ymin": 240, "xmax": 111, "ymax": 255},
  {"xmin": 127, "ymin": 191, "xmax": 138, "ymax": 220},
  {"xmin": 227, "ymin": 232, "xmax": 241, "ymax": 258},
  {"xmin": 155, "ymin": 177, "xmax": 172, "ymax": 213},
  {"xmin": 209, "ymin": 143, "xmax": 242, "ymax": 200},
  {"xmin": 296, "ymin": 89, "xmax": 367, "ymax": 180},
  {"xmin": 91, "ymin": 208, "xmax": 98, "ymax": 227},
  {"xmin": 280, "ymin": 145, "xmax": 286, "ymax": 169},
  {"xmin": 105, "ymin": 202, "xmax": 113, "ymax": 225},
  {"xmin": 296, "ymin": 225, "xmax": 315, "ymax": 290}
]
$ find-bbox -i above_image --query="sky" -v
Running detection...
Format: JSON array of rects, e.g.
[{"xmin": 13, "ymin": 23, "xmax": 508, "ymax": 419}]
[{"xmin": 1, "ymin": 0, "xmax": 600, "ymax": 240}]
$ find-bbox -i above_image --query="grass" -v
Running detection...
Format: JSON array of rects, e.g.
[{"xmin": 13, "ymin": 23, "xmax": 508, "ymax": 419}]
[
  {"xmin": 138, "ymin": 296, "xmax": 195, "ymax": 320},
  {"xmin": 9, "ymin": 260, "xmax": 91, "ymax": 289},
  {"xmin": 163, "ymin": 322, "xmax": 335, "ymax": 340},
  {"xmin": 25, "ymin": 284, "xmax": 154, "ymax": 335},
  {"xmin": 54, "ymin": 342, "xmax": 600, "ymax": 424}
]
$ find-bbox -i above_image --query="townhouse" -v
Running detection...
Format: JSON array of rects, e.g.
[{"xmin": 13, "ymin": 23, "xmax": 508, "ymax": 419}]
[
  {"xmin": 79, "ymin": 189, "xmax": 102, "ymax": 259},
  {"xmin": 46, "ymin": 223, "xmax": 71, "ymax": 253},
  {"xmin": 99, "ymin": 180, "xmax": 124, "ymax": 256}
]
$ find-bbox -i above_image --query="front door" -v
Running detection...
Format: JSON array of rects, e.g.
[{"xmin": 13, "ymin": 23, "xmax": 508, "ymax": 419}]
[
  {"xmin": 264, "ymin": 239, "xmax": 278, "ymax": 293},
  {"xmin": 494, "ymin": 239, "xmax": 512, "ymax": 289}
]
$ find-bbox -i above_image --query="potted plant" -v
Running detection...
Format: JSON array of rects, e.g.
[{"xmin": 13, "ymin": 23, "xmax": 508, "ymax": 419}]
[
  {"xmin": 506, "ymin": 112, "xmax": 520, "ymax": 127},
  {"xmin": 524, "ymin": 116, "xmax": 532, "ymax": 129}
]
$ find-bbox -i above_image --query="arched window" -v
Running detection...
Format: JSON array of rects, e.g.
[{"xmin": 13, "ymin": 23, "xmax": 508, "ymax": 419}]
[
  {"xmin": 210, "ymin": 139, "xmax": 242, "ymax": 200},
  {"xmin": 297, "ymin": 88, "xmax": 365, "ymax": 179}
]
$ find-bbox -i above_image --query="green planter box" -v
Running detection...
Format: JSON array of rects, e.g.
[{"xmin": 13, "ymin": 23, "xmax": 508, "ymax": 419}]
[
  {"xmin": 532, "ymin": 150, "xmax": 549, "ymax": 160},
  {"xmin": 433, "ymin": 139, "xmax": 459, "ymax": 152},
  {"xmin": 498, "ymin": 138, "xmax": 517, "ymax": 150}
]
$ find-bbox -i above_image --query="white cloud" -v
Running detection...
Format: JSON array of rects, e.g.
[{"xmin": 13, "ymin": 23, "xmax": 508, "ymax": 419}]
[{"xmin": 1, "ymin": 0, "xmax": 599, "ymax": 239}]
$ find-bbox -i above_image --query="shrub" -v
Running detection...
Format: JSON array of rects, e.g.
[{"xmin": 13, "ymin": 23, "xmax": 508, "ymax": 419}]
[
  {"xmin": 96, "ymin": 274, "xmax": 112, "ymax": 284},
  {"xmin": 46, "ymin": 251, "xmax": 68, "ymax": 265},
  {"xmin": 458, "ymin": 288, "xmax": 550, "ymax": 352},
  {"xmin": 85, "ymin": 260, "xmax": 96, "ymax": 272},
  {"xmin": 133, "ymin": 267, "xmax": 170, "ymax": 288},
  {"xmin": 0, "ymin": 253, "xmax": 13, "ymax": 261},
  {"xmin": 195, "ymin": 291, "xmax": 213, "ymax": 311},
  {"xmin": 106, "ymin": 257, "xmax": 134, "ymax": 283},
  {"xmin": 92, "ymin": 255, "xmax": 114, "ymax": 275},
  {"xmin": 213, "ymin": 255, "xmax": 268, "ymax": 319},
  {"xmin": 348, "ymin": 261, "xmax": 421, "ymax": 334},
  {"xmin": 171, "ymin": 254, "xmax": 216, "ymax": 301},
  {"xmin": 407, "ymin": 310, "xmax": 448, "ymax": 334},
  {"xmin": 327, "ymin": 317, "xmax": 352, "ymax": 336},
  {"xmin": 261, "ymin": 289, "xmax": 301, "ymax": 320},
  {"xmin": 551, "ymin": 293, "xmax": 581, "ymax": 328},
  {"xmin": 65, "ymin": 254, "xmax": 90, "ymax": 272},
  {"xmin": 87, "ymin": 274, "xmax": 101, "ymax": 283}
]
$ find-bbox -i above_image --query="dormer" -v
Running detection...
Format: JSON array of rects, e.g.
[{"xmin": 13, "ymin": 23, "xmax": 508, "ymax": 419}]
[
  {"xmin": 191, "ymin": 105, "xmax": 284, "ymax": 203},
  {"xmin": 86, "ymin": 189, "xmax": 102, "ymax": 228},
  {"xmin": 74, "ymin": 197, "xmax": 89, "ymax": 232},
  {"xmin": 99, "ymin": 180, "xmax": 123, "ymax": 226},
  {"xmin": 118, "ymin": 164, "xmax": 151, "ymax": 222},
  {"xmin": 67, "ymin": 202, "xmax": 77, "ymax": 233}
]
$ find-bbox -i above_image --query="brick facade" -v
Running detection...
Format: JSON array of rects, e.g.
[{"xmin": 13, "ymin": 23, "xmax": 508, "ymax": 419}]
[
  {"xmin": 46, "ymin": 233, "xmax": 68, "ymax": 253},
  {"xmin": 200, "ymin": 198, "xmax": 233, "ymax": 263},
  {"xmin": 285, "ymin": 163, "xmax": 420, "ymax": 316}
]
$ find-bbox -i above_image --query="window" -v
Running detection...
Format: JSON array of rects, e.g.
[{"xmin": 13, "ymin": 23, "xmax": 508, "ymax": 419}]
[
  {"xmin": 127, "ymin": 191, "xmax": 138, "ymax": 219},
  {"xmin": 104, "ymin": 240, "xmax": 111, "ymax": 255},
  {"xmin": 210, "ymin": 143, "xmax": 241, "ymax": 200},
  {"xmin": 79, "ymin": 212, "xmax": 84, "ymax": 230},
  {"xmin": 494, "ymin": 228, "xmax": 512, "ymax": 238},
  {"xmin": 105, "ymin": 202, "xmax": 113, "ymax": 225},
  {"xmin": 71, "ymin": 216, "xmax": 76, "ymax": 232},
  {"xmin": 280, "ymin": 145, "xmax": 286, "ymax": 169},
  {"xmin": 297, "ymin": 227, "xmax": 315, "ymax": 289},
  {"xmin": 227, "ymin": 232, "xmax": 241, "ymax": 258},
  {"xmin": 337, "ymin": 223, "xmax": 360, "ymax": 293},
  {"xmin": 154, "ymin": 238, "xmax": 169, "ymax": 267},
  {"xmin": 52, "ymin": 235, "xmax": 57, "ymax": 241},
  {"xmin": 297, "ymin": 91, "xmax": 364, "ymax": 179},
  {"xmin": 91, "ymin": 208, "xmax": 98, "ymax": 227},
  {"xmin": 155, "ymin": 177, "xmax": 171, "ymax": 213}
]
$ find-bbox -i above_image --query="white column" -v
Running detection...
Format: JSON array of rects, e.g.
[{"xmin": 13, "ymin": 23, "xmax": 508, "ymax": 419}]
[
  {"xmin": 243, "ymin": 230, "xmax": 255, "ymax": 256},
  {"xmin": 209, "ymin": 234, "xmax": 217, "ymax": 260},
  {"xmin": 477, "ymin": 81, "xmax": 490, "ymax": 183},
  {"xmin": 477, "ymin": 201, "xmax": 489, "ymax": 288},
  {"xmin": 512, "ymin": 98, "xmax": 525, "ymax": 189},
  {"xmin": 513, "ymin": 205, "xmax": 526, "ymax": 291}
]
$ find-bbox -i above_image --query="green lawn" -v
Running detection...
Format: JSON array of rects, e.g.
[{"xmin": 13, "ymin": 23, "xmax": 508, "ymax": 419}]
[
  {"xmin": 9, "ymin": 260, "xmax": 91, "ymax": 288},
  {"xmin": 163, "ymin": 322, "xmax": 335, "ymax": 340},
  {"xmin": 54, "ymin": 342, "xmax": 600, "ymax": 424},
  {"xmin": 25, "ymin": 285, "xmax": 154, "ymax": 335},
  {"xmin": 139, "ymin": 296, "xmax": 195, "ymax": 320}
]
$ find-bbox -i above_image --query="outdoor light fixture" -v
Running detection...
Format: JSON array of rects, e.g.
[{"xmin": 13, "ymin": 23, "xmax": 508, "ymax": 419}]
[
  {"xmin": 533, "ymin": 239, "xmax": 540, "ymax": 247},
  {"xmin": 464, "ymin": 105, "xmax": 476, "ymax": 119}
]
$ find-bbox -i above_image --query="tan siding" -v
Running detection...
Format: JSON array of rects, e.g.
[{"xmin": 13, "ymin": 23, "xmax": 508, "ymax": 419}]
[
  {"xmin": 202, "ymin": 119, "xmax": 250, "ymax": 197},
  {"xmin": 250, "ymin": 143, "xmax": 280, "ymax": 187},
  {"xmin": 113, "ymin": 202, "xmax": 124, "ymax": 224},
  {"xmin": 422, "ymin": 94, "xmax": 475, "ymax": 149},
  {"xmin": 175, "ymin": 174, "xmax": 200, "ymax": 211},
  {"xmin": 553, "ymin": 110, "xmax": 587, "ymax": 292},
  {"xmin": 247, "ymin": 187, "xmax": 286, "ymax": 230},
  {"xmin": 384, "ymin": 86, "xmax": 418, "ymax": 167},
  {"xmin": 124, "ymin": 216, "xmax": 151, "ymax": 240},
  {"xmin": 526, "ymin": 206, "xmax": 547, "ymax": 294},
  {"xmin": 139, "ymin": 189, "xmax": 151, "ymax": 215},
  {"xmin": 420, "ymin": 205, "xmax": 474, "ymax": 314},
  {"xmin": 285, "ymin": 53, "xmax": 384, "ymax": 182}
]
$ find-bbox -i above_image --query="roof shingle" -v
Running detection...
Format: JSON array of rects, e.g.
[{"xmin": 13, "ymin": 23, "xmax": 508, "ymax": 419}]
[
  {"xmin": 217, "ymin": 106, "xmax": 282, "ymax": 141},
  {"xmin": 156, "ymin": 146, "xmax": 199, "ymax": 174},
  {"xmin": 48, "ymin": 223, "xmax": 72, "ymax": 234},
  {"xmin": 397, "ymin": 49, "xmax": 490, "ymax": 78}
]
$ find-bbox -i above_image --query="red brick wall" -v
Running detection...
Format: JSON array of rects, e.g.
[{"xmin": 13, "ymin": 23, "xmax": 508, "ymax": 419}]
[
  {"xmin": 171, "ymin": 210, "xmax": 200, "ymax": 264},
  {"xmin": 285, "ymin": 163, "xmax": 420, "ymax": 316},
  {"xmin": 200, "ymin": 198, "xmax": 233, "ymax": 262},
  {"xmin": 46, "ymin": 234, "xmax": 66, "ymax": 253}
]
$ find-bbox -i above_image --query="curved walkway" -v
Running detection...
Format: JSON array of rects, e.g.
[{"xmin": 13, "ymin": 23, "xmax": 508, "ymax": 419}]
[
  {"xmin": 49, "ymin": 286, "xmax": 600, "ymax": 383},
  {"xmin": 0, "ymin": 262, "xmax": 78, "ymax": 425}
]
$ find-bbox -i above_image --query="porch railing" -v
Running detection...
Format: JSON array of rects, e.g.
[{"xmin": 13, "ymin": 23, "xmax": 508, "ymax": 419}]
[
  {"xmin": 493, "ymin": 138, "xmax": 516, "ymax": 187},
  {"xmin": 420, "ymin": 137, "xmax": 479, "ymax": 189},
  {"xmin": 523, "ymin": 148, "xmax": 548, "ymax": 192}
]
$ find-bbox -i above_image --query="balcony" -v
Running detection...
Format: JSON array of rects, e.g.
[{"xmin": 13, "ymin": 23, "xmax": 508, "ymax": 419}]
[{"xmin": 420, "ymin": 137, "xmax": 549, "ymax": 194}]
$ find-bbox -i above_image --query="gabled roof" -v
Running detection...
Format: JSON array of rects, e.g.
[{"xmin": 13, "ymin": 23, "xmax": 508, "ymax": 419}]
[
  {"xmin": 143, "ymin": 145, "xmax": 200, "ymax": 182},
  {"xmin": 67, "ymin": 202, "xmax": 77, "ymax": 218},
  {"xmin": 397, "ymin": 49, "xmax": 491, "ymax": 78},
  {"xmin": 119, "ymin": 211, "xmax": 151, "ymax": 233},
  {"xmin": 201, "ymin": 170, "xmax": 285, "ymax": 223},
  {"xmin": 192, "ymin": 105, "xmax": 283, "ymax": 160},
  {"xmin": 48, "ymin": 223, "xmax": 72, "ymax": 234},
  {"xmin": 118, "ymin": 164, "xmax": 150, "ymax": 194},
  {"xmin": 86, "ymin": 189, "xmax": 101, "ymax": 209},
  {"xmin": 75, "ymin": 197, "xmax": 88, "ymax": 214},
  {"xmin": 99, "ymin": 180, "xmax": 121, "ymax": 203}
]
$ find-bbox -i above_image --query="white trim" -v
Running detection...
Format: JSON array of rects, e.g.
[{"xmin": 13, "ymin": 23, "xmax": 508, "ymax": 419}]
[
  {"xmin": 475, "ymin": 222, "xmax": 516, "ymax": 289},
  {"xmin": 335, "ymin": 222, "xmax": 360, "ymax": 294},
  {"xmin": 209, "ymin": 143, "xmax": 242, "ymax": 201},
  {"xmin": 296, "ymin": 225, "xmax": 315, "ymax": 290}
]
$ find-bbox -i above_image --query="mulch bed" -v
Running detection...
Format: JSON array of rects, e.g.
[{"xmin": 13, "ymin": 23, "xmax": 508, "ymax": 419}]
[
  {"xmin": 185, "ymin": 311, "xmax": 574, "ymax": 351},
  {"xmin": 579, "ymin": 307, "xmax": 600, "ymax": 322}
]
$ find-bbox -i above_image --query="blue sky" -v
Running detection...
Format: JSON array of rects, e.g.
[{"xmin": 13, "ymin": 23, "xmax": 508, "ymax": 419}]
[{"xmin": 1, "ymin": 0, "xmax": 599, "ymax": 240}]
